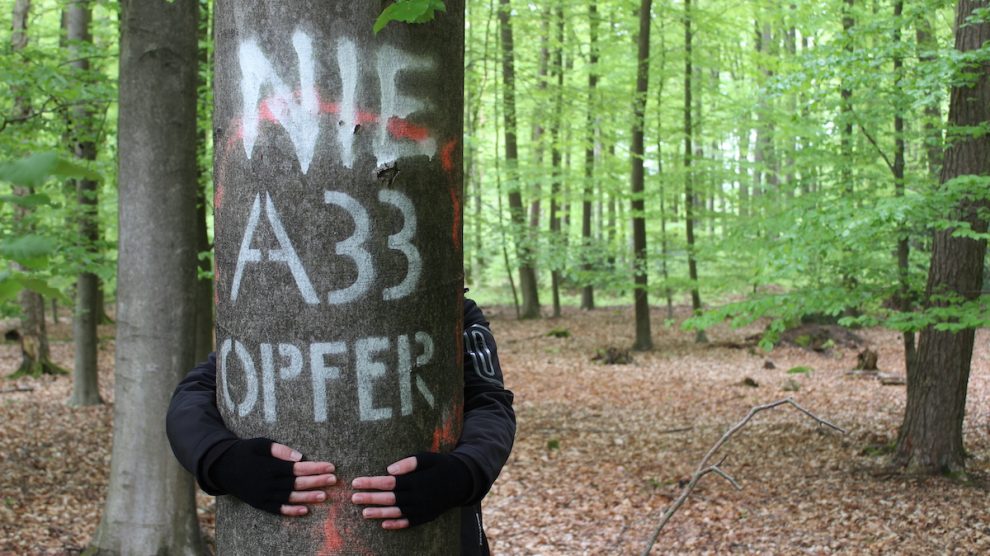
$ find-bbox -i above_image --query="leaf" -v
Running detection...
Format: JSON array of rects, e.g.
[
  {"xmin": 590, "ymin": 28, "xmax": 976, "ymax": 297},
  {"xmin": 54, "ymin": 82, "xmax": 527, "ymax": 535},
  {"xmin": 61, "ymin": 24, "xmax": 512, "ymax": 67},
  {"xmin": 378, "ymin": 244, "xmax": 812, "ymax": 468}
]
[
  {"xmin": 0, "ymin": 235, "xmax": 56, "ymax": 268},
  {"xmin": 16, "ymin": 277, "xmax": 70, "ymax": 303},
  {"xmin": 374, "ymin": 0, "xmax": 446, "ymax": 34},
  {"xmin": 0, "ymin": 152, "xmax": 102, "ymax": 187},
  {"xmin": 0, "ymin": 193, "xmax": 53, "ymax": 209}
]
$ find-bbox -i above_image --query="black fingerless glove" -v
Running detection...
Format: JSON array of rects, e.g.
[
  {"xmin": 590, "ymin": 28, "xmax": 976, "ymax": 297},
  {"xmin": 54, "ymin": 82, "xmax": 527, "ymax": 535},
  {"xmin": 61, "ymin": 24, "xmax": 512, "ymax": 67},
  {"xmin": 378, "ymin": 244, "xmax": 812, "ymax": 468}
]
[
  {"xmin": 394, "ymin": 452, "xmax": 474, "ymax": 527},
  {"xmin": 206, "ymin": 437, "xmax": 295, "ymax": 515}
]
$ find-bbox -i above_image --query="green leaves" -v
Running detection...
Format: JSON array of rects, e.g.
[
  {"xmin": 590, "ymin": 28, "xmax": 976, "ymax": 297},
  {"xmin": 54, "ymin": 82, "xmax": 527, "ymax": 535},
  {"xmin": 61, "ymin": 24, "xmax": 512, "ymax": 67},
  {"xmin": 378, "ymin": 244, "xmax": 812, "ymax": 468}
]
[
  {"xmin": 0, "ymin": 235, "xmax": 56, "ymax": 269},
  {"xmin": 374, "ymin": 0, "xmax": 447, "ymax": 34},
  {"xmin": 0, "ymin": 152, "xmax": 101, "ymax": 188}
]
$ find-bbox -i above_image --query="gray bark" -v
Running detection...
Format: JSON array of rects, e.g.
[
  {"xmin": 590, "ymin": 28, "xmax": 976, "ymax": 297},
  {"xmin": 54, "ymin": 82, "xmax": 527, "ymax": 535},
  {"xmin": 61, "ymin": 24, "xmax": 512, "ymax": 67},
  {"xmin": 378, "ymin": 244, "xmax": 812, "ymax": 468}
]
[
  {"xmin": 87, "ymin": 0, "xmax": 203, "ymax": 553},
  {"xmin": 212, "ymin": 1, "xmax": 464, "ymax": 553},
  {"xmin": 66, "ymin": 0, "xmax": 103, "ymax": 407},
  {"xmin": 580, "ymin": 1, "xmax": 599, "ymax": 311}
]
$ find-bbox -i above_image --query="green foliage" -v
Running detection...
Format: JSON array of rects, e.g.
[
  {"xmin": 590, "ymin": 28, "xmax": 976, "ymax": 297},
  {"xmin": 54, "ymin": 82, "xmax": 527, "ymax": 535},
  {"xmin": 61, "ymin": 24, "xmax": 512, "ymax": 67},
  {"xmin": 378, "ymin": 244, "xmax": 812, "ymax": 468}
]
[
  {"xmin": 787, "ymin": 366, "xmax": 813, "ymax": 375},
  {"xmin": 546, "ymin": 327, "xmax": 570, "ymax": 338},
  {"xmin": 0, "ymin": 153, "xmax": 100, "ymax": 188},
  {"xmin": 546, "ymin": 438, "xmax": 560, "ymax": 451},
  {"xmin": 374, "ymin": 0, "xmax": 447, "ymax": 34}
]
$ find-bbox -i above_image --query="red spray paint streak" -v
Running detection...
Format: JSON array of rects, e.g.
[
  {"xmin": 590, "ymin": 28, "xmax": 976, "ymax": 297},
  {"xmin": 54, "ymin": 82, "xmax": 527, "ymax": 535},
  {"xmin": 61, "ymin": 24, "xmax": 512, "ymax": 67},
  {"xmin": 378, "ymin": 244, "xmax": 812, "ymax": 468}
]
[
  {"xmin": 318, "ymin": 489, "xmax": 372, "ymax": 555},
  {"xmin": 250, "ymin": 91, "xmax": 432, "ymax": 144},
  {"xmin": 431, "ymin": 400, "xmax": 464, "ymax": 453},
  {"xmin": 440, "ymin": 138, "xmax": 461, "ymax": 251}
]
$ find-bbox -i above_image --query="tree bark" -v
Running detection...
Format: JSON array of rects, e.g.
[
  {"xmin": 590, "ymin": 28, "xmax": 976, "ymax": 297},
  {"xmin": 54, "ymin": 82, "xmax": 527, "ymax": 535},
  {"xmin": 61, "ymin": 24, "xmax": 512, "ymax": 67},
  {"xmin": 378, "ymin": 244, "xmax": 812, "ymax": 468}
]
[
  {"xmin": 211, "ymin": 1, "xmax": 464, "ymax": 552},
  {"xmin": 499, "ymin": 0, "xmax": 541, "ymax": 319},
  {"xmin": 893, "ymin": 0, "xmax": 990, "ymax": 474},
  {"xmin": 87, "ymin": 0, "xmax": 203, "ymax": 554},
  {"xmin": 841, "ymin": 0, "xmax": 855, "ymax": 194},
  {"xmin": 580, "ymin": 1, "xmax": 599, "ymax": 311},
  {"xmin": 549, "ymin": 2, "xmax": 564, "ymax": 319},
  {"xmin": 631, "ymin": 0, "xmax": 653, "ymax": 350},
  {"xmin": 684, "ymin": 0, "xmax": 706, "ymax": 343},
  {"xmin": 66, "ymin": 0, "xmax": 103, "ymax": 407},
  {"xmin": 193, "ymin": 0, "xmax": 214, "ymax": 364}
]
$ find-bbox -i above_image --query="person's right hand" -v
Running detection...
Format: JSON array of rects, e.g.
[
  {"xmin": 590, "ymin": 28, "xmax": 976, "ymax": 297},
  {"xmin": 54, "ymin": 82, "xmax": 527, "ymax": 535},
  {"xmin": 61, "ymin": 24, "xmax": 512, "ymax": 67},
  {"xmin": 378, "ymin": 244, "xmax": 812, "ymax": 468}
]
[{"xmin": 209, "ymin": 437, "xmax": 336, "ymax": 516}]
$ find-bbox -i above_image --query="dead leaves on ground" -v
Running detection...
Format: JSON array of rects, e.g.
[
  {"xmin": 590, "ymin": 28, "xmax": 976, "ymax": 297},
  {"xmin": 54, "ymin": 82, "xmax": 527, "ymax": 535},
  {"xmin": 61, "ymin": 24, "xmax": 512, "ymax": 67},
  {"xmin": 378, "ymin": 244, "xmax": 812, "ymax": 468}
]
[{"xmin": 1, "ymin": 306, "xmax": 989, "ymax": 554}]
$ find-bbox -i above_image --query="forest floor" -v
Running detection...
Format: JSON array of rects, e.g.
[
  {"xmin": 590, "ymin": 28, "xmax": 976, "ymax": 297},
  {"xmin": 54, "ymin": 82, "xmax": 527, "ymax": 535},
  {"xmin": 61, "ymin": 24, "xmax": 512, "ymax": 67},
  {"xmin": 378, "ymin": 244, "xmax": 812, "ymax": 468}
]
[{"xmin": 1, "ymin": 304, "xmax": 989, "ymax": 555}]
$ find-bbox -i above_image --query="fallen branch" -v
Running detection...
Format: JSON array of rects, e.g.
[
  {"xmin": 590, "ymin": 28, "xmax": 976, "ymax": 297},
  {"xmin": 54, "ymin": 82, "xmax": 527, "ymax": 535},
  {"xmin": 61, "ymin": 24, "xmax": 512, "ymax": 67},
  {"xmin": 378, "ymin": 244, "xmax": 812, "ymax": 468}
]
[
  {"xmin": 0, "ymin": 385, "xmax": 34, "ymax": 394},
  {"xmin": 641, "ymin": 398, "xmax": 845, "ymax": 555}
]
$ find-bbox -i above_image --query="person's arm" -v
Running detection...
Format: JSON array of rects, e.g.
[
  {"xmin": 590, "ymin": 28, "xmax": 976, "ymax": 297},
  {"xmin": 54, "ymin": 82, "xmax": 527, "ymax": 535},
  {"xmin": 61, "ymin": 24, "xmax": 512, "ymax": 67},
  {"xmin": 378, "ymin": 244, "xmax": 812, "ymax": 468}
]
[
  {"xmin": 353, "ymin": 298, "xmax": 516, "ymax": 528},
  {"xmin": 165, "ymin": 354, "xmax": 335, "ymax": 516}
]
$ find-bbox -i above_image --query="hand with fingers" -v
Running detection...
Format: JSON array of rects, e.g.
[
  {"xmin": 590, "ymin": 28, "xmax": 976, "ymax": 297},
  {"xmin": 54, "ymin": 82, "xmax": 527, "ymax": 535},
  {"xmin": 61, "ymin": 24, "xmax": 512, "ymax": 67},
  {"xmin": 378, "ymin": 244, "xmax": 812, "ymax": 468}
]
[
  {"xmin": 351, "ymin": 452, "xmax": 474, "ymax": 529},
  {"xmin": 207, "ymin": 437, "xmax": 336, "ymax": 517}
]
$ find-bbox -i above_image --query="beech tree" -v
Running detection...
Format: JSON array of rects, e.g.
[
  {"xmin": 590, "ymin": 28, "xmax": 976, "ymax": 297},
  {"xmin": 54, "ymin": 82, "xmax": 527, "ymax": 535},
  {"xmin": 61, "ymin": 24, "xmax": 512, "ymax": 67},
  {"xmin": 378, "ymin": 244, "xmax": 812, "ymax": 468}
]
[
  {"xmin": 212, "ymin": 0, "xmax": 464, "ymax": 552},
  {"xmin": 893, "ymin": 0, "xmax": 990, "ymax": 473},
  {"xmin": 87, "ymin": 0, "xmax": 203, "ymax": 553}
]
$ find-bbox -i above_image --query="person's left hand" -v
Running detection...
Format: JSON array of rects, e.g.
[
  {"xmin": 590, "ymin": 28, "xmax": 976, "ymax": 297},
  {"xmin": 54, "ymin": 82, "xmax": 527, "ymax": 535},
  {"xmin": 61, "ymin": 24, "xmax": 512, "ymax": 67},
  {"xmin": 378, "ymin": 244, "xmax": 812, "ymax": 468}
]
[{"xmin": 351, "ymin": 453, "xmax": 473, "ymax": 529}]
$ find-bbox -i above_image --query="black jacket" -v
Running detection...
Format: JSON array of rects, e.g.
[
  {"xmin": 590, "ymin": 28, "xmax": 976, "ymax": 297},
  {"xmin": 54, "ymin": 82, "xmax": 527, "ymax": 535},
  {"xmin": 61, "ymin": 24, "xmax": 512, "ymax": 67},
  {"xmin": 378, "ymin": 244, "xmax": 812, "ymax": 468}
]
[{"xmin": 166, "ymin": 298, "xmax": 515, "ymax": 555}]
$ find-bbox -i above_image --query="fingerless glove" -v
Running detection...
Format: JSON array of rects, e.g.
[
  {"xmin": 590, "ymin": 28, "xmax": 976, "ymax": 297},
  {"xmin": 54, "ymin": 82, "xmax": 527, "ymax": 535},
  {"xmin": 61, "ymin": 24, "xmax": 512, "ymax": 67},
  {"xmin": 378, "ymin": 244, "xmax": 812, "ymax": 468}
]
[
  {"xmin": 206, "ymin": 437, "xmax": 295, "ymax": 515},
  {"xmin": 394, "ymin": 452, "xmax": 474, "ymax": 526}
]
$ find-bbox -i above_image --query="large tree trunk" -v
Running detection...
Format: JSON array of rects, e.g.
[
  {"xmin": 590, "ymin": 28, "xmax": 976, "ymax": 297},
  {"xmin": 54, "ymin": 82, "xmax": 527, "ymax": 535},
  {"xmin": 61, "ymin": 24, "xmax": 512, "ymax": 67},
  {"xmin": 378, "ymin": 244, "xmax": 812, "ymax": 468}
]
[
  {"xmin": 893, "ymin": 0, "xmax": 990, "ymax": 474},
  {"xmin": 211, "ymin": 1, "xmax": 464, "ymax": 553},
  {"xmin": 630, "ymin": 0, "xmax": 653, "ymax": 350},
  {"xmin": 87, "ymin": 0, "xmax": 203, "ymax": 553},
  {"xmin": 66, "ymin": 0, "xmax": 103, "ymax": 407},
  {"xmin": 499, "ymin": 0, "xmax": 541, "ymax": 319}
]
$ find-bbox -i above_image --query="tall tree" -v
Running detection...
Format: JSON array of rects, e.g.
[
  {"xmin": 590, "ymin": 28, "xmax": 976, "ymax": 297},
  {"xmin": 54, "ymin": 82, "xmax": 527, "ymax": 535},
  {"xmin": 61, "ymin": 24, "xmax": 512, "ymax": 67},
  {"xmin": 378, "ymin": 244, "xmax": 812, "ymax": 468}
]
[
  {"xmin": 66, "ymin": 0, "xmax": 103, "ymax": 406},
  {"xmin": 212, "ymin": 1, "xmax": 465, "ymax": 552},
  {"xmin": 549, "ymin": 2, "xmax": 564, "ymax": 318},
  {"xmin": 840, "ymin": 0, "xmax": 855, "ymax": 194},
  {"xmin": 87, "ymin": 0, "xmax": 203, "ymax": 553},
  {"xmin": 580, "ymin": 1, "xmax": 599, "ymax": 311},
  {"xmin": 499, "ymin": 0, "xmax": 541, "ymax": 318},
  {"xmin": 684, "ymin": 0, "xmax": 706, "ymax": 343},
  {"xmin": 630, "ymin": 0, "xmax": 653, "ymax": 350},
  {"xmin": 193, "ymin": 0, "xmax": 214, "ymax": 364},
  {"xmin": 893, "ymin": 0, "xmax": 990, "ymax": 473}
]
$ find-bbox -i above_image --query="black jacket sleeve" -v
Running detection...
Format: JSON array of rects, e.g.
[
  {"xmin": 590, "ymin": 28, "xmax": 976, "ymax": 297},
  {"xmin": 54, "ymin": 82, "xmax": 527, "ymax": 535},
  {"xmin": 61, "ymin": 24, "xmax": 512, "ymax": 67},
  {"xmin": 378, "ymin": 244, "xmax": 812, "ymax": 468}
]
[
  {"xmin": 165, "ymin": 352, "xmax": 238, "ymax": 495},
  {"xmin": 451, "ymin": 299, "xmax": 516, "ymax": 506},
  {"xmin": 165, "ymin": 298, "xmax": 516, "ymax": 505}
]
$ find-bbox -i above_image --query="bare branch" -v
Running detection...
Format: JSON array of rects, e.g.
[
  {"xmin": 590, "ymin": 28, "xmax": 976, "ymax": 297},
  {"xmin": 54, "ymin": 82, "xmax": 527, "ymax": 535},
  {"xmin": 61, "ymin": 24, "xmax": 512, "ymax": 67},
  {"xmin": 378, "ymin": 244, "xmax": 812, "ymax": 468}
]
[
  {"xmin": 857, "ymin": 122, "xmax": 896, "ymax": 173},
  {"xmin": 641, "ymin": 398, "xmax": 845, "ymax": 555}
]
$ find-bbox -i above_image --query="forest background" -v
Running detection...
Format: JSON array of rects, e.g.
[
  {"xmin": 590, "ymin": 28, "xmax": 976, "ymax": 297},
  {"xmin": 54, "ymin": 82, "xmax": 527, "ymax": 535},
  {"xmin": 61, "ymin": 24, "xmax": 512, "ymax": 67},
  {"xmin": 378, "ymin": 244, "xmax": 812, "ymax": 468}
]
[{"xmin": 1, "ymin": 0, "xmax": 990, "ymax": 553}]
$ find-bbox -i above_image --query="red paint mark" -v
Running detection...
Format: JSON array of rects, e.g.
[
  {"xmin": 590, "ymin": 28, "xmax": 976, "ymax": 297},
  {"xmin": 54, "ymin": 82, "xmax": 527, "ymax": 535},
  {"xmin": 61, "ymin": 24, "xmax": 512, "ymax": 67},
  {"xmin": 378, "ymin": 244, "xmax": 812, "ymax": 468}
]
[
  {"xmin": 431, "ymin": 401, "xmax": 463, "ymax": 453},
  {"xmin": 449, "ymin": 186, "xmax": 461, "ymax": 251},
  {"xmin": 386, "ymin": 117, "xmax": 431, "ymax": 142},
  {"xmin": 318, "ymin": 489, "xmax": 374, "ymax": 555},
  {"xmin": 440, "ymin": 138, "xmax": 458, "ymax": 175},
  {"xmin": 213, "ymin": 265, "xmax": 221, "ymax": 307},
  {"xmin": 258, "ymin": 99, "xmax": 278, "ymax": 123}
]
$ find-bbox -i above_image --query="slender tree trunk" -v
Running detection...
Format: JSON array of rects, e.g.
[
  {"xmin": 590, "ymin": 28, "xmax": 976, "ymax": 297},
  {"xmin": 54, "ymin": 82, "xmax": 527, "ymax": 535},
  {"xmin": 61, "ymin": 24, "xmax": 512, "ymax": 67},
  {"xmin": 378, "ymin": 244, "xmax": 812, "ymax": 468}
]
[
  {"xmin": 684, "ymin": 0, "xmax": 706, "ymax": 343},
  {"xmin": 892, "ymin": 0, "xmax": 917, "ymax": 375},
  {"xmin": 549, "ymin": 3, "xmax": 564, "ymax": 318},
  {"xmin": 500, "ymin": 0, "xmax": 541, "ymax": 318},
  {"xmin": 529, "ymin": 7, "xmax": 550, "ymax": 241},
  {"xmin": 211, "ymin": 2, "xmax": 465, "ymax": 552},
  {"xmin": 841, "ymin": 0, "xmax": 855, "ymax": 194},
  {"xmin": 893, "ymin": 0, "xmax": 990, "ymax": 474},
  {"xmin": 66, "ymin": 0, "xmax": 103, "ymax": 406},
  {"xmin": 631, "ymin": 0, "xmax": 653, "ymax": 350},
  {"xmin": 580, "ymin": 1, "xmax": 599, "ymax": 311},
  {"xmin": 87, "ymin": 0, "xmax": 203, "ymax": 554}
]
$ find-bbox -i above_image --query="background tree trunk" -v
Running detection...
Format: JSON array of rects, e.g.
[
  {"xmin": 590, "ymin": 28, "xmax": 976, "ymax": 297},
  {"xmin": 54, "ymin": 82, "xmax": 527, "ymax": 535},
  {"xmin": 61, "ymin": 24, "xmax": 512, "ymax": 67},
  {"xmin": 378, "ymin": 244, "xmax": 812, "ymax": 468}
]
[
  {"xmin": 193, "ymin": 0, "xmax": 214, "ymax": 364},
  {"xmin": 631, "ymin": 0, "xmax": 653, "ymax": 350},
  {"xmin": 499, "ymin": 0, "xmax": 541, "ymax": 319},
  {"xmin": 684, "ymin": 0, "xmax": 706, "ymax": 343},
  {"xmin": 580, "ymin": 1, "xmax": 599, "ymax": 311},
  {"xmin": 86, "ymin": 0, "xmax": 204, "ymax": 553},
  {"xmin": 212, "ymin": 1, "xmax": 464, "ymax": 552},
  {"xmin": 66, "ymin": 0, "xmax": 103, "ymax": 407},
  {"xmin": 893, "ymin": 0, "xmax": 990, "ymax": 474}
]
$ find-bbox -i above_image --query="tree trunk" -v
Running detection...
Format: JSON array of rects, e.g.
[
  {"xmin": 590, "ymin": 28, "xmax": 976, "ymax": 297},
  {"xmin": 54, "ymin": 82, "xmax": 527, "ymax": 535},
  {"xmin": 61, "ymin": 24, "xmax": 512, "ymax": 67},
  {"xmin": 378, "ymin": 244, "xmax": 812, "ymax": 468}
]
[
  {"xmin": 916, "ymin": 16, "xmax": 943, "ymax": 180},
  {"xmin": 684, "ymin": 0, "xmax": 706, "ymax": 343},
  {"xmin": 211, "ymin": 1, "xmax": 464, "ymax": 553},
  {"xmin": 66, "ymin": 0, "xmax": 103, "ymax": 407},
  {"xmin": 499, "ymin": 0, "xmax": 541, "ymax": 319},
  {"xmin": 841, "ymin": 0, "xmax": 855, "ymax": 194},
  {"xmin": 892, "ymin": 0, "xmax": 917, "ymax": 376},
  {"xmin": 893, "ymin": 0, "xmax": 990, "ymax": 474},
  {"xmin": 549, "ymin": 3, "xmax": 564, "ymax": 319},
  {"xmin": 580, "ymin": 1, "xmax": 599, "ymax": 311},
  {"xmin": 631, "ymin": 0, "xmax": 653, "ymax": 350},
  {"xmin": 87, "ymin": 0, "xmax": 203, "ymax": 554}
]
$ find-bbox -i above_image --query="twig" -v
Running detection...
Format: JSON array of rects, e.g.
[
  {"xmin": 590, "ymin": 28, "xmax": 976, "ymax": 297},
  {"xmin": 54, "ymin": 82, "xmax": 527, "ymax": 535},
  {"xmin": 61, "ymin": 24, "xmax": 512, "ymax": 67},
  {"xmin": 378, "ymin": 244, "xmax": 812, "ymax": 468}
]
[
  {"xmin": 856, "ymin": 121, "xmax": 895, "ymax": 173},
  {"xmin": 640, "ymin": 398, "xmax": 845, "ymax": 556},
  {"xmin": 0, "ymin": 385, "xmax": 34, "ymax": 394},
  {"xmin": 536, "ymin": 426, "xmax": 692, "ymax": 435}
]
